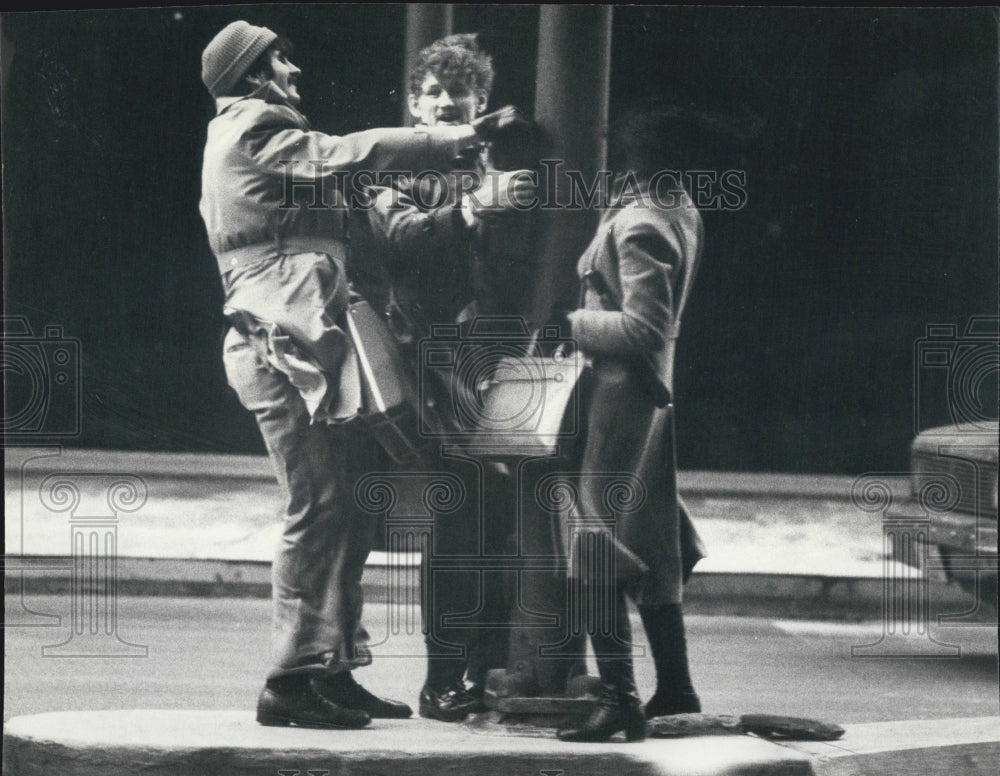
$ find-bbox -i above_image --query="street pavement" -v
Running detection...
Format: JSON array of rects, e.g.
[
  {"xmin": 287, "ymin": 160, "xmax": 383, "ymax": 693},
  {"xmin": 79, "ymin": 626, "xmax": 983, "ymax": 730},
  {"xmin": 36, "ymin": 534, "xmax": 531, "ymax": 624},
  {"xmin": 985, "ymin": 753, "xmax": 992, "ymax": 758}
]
[
  {"xmin": 5, "ymin": 596, "xmax": 998, "ymax": 774},
  {"xmin": 5, "ymin": 597, "xmax": 997, "ymax": 724}
]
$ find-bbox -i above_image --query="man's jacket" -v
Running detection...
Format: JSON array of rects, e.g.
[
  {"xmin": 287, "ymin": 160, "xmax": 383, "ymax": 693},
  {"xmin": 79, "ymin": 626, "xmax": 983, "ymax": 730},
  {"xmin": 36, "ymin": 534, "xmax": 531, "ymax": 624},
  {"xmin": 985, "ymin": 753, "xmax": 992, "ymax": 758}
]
[
  {"xmin": 200, "ymin": 84, "xmax": 477, "ymax": 272},
  {"xmin": 199, "ymin": 84, "xmax": 477, "ymax": 422}
]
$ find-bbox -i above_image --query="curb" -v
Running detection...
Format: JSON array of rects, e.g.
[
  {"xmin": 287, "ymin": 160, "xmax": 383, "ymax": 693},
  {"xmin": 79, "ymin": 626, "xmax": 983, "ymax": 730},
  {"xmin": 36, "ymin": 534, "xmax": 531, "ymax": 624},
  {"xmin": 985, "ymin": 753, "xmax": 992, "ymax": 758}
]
[
  {"xmin": 4, "ymin": 447, "xmax": 860, "ymax": 498},
  {"xmin": 4, "ymin": 711, "xmax": 998, "ymax": 776},
  {"xmin": 3, "ymin": 554, "xmax": 977, "ymax": 621},
  {"xmin": 781, "ymin": 717, "xmax": 1000, "ymax": 775},
  {"xmin": 2, "ymin": 710, "xmax": 815, "ymax": 776}
]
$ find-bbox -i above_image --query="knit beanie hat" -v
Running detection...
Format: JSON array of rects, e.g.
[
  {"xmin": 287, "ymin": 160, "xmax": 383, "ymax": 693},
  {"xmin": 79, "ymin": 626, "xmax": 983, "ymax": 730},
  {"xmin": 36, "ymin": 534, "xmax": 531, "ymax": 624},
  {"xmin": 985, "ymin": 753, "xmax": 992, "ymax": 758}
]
[{"xmin": 201, "ymin": 21, "xmax": 278, "ymax": 98}]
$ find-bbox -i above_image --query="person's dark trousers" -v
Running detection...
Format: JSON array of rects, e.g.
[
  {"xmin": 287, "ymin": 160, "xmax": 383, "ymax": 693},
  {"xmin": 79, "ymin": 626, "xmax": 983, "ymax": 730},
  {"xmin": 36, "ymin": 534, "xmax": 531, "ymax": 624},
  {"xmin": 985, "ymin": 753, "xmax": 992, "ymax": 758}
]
[
  {"xmin": 423, "ymin": 456, "xmax": 480, "ymax": 690},
  {"xmin": 400, "ymin": 340, "xmax": 483, "ymax": 711},
  {"xmin": 418, "ymin": 455, "xmax": 487, "ymax": 722},
  {"xmin": 464, "ymin": 465, "xmax": 515, "ymax": 691},
  {"xmin": 637, "ymin": 603, "xmax": 701, "ymax": 718}
]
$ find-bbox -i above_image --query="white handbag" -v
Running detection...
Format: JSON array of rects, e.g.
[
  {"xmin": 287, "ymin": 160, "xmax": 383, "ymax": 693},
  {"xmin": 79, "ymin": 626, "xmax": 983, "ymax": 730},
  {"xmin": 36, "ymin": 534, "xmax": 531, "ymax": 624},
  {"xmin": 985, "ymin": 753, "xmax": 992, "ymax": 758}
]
[{"xmin": 473, "ymin": 328, "xmax": 587, "ymax": 456}]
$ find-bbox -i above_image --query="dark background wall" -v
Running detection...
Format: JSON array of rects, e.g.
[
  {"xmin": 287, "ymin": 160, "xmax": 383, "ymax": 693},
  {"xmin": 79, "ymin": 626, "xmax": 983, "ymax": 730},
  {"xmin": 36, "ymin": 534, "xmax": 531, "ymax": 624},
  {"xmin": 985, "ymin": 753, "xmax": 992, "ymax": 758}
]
[{"xmin": 3, "ymin": 5, "xmax": 997, "ymax": 472}]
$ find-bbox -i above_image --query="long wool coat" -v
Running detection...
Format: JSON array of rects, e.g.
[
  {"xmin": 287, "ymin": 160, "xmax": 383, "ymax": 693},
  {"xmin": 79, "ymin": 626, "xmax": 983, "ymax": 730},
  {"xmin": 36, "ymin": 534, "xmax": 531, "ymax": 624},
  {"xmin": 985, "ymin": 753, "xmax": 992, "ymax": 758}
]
[{"xmin": 566, "ymin": 184, "xmax": 704, "ymax": 605}]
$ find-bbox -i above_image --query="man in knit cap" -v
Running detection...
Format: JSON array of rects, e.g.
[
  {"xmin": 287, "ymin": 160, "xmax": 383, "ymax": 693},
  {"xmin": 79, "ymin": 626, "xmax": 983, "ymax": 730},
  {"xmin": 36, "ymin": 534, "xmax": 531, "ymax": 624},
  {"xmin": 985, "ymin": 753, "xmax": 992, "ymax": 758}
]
[{"xmin": 199, "ymin": 20, "xmax": 522, "ymax": 729}]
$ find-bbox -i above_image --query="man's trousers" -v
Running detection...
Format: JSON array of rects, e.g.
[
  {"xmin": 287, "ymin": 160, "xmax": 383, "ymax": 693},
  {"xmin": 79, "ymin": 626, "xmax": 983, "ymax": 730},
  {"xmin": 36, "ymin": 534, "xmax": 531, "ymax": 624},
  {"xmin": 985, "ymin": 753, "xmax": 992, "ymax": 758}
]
[{"xmin": 223, "ymin": 325, "xmax": 383, "ymax": 679}]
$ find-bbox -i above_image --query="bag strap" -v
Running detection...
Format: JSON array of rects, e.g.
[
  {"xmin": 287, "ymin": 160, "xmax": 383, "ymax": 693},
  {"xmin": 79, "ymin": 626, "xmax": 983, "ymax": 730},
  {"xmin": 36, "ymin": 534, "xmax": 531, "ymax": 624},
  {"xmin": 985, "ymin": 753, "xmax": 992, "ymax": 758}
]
[
  {"xmin": 526, "ymin": 327, "xmax": 541, "ymax": 356},
  {"xmin": 343, "ymin": 304, "xmax": 387, "ymax": 414}
]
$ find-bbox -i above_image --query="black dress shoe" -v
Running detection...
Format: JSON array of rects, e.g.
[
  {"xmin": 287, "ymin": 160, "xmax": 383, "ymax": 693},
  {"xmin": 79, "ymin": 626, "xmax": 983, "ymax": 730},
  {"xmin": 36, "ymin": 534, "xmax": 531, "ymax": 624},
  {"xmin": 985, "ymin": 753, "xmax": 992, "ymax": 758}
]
[
  {"xmin": 312, "ymin": 673, "xmax": 413, "ymax": 719},
  {"xmin": 418, "ymin": 681, "xmax": 484, "ymax": 722},
  {"xmin": 256, "ymin": 685, "xmax": 371, "ymax": 728},
  {"xmin": 643, "ymin": 690, "xmax": 701, "ymax": 720},
  {"xmin": 557, "ymin": 685, "xmax": 646, "ymax": 743}
]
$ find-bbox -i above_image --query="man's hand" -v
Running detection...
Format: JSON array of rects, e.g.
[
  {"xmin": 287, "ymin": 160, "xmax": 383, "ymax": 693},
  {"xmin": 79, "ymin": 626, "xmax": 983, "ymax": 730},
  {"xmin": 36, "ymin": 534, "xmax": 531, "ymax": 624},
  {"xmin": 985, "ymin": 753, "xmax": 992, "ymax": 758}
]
[
  {"xmin": 471, "ymin": 105, "xmax": 530, "ymax": 140},
  {"xmin": 462, "ymin": 169, "xmax": 537, "ymax": 226}
]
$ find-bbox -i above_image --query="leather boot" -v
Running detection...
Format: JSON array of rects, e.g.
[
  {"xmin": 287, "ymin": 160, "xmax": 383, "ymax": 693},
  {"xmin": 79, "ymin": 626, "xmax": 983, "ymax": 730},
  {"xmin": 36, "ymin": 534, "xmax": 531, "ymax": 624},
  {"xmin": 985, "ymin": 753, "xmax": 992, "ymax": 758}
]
[
  {"xmin": 557, "ymin": 683, "xmax": 646, "ymax": 742},
  {"xmin": 638, "ymin": 603, "xmax": 701, "ymax": 719},
  {"xmin": 558, "ymin": 583, "xmax": 645, "ymax": 742}
]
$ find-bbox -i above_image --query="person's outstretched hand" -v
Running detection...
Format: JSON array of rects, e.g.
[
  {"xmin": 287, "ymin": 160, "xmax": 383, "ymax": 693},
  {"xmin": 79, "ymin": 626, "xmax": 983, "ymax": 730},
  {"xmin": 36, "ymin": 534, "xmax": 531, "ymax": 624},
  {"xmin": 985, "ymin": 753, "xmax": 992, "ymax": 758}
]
[{"xmin": 471, "ymin": 105, "xmax": 530, "ymax": 139}]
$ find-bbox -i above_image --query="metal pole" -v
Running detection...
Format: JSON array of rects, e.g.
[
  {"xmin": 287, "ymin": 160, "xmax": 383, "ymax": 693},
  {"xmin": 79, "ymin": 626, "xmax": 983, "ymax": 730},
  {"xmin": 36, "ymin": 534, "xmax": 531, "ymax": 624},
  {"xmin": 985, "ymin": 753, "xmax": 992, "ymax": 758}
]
[
  {"xmin": 499, "ymin": 5, "xmax": 614, "ymax": 700},
  {"xmin": 402, "ymin": 4, "xmax": 454, "ymax": 126},
  {"xmin": 530, "ymin": 4, "xmax": 613, "ymax": 322}
]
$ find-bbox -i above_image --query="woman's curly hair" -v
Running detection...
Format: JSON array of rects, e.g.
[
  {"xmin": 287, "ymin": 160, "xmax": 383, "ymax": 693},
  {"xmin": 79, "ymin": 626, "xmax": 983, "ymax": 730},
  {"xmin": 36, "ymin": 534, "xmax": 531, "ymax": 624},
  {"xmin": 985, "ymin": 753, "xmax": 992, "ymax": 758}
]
[{"xmin": 409, "ymin": 33, "xmax": 494, "ymax": 97}]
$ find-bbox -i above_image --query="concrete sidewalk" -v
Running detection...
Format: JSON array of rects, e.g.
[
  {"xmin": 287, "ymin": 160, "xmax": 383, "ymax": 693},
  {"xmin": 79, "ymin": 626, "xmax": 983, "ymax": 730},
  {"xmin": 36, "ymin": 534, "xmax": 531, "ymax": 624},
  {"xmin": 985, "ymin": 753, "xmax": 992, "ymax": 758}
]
[
  {"xmin": 4, "ymin": 710, "xmax": 999, "ymax": 776},
  {"xmin": 3, "ymin": 447, "xmax": 980, "ymax": 618}
]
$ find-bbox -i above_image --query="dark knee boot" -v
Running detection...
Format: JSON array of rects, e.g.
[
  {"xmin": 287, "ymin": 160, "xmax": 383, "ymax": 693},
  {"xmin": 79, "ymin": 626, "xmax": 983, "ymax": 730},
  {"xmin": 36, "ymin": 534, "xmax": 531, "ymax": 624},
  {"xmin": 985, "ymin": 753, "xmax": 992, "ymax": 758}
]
[
  {"xmin": 638, "ymin": 603, "xmax": 700, "ymax": 719},
  {"xmin": 558, "ymin": 587, "xmax": 645, "ymax": 743}
]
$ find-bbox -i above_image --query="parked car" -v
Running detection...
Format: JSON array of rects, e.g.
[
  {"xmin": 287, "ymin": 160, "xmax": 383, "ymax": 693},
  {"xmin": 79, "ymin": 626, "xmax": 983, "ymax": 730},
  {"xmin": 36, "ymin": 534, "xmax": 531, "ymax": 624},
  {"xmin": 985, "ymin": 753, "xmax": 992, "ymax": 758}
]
[{"xmin": 907, "ymin": 421, "xmax": 998, "ymax": 607}]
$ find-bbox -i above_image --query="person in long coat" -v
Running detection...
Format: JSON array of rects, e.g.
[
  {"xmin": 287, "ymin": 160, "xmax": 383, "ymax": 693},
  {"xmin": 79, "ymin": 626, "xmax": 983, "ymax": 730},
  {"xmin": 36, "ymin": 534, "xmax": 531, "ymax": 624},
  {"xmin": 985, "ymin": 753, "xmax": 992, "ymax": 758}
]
[{"xmin": 557, "ymin": 106, "xmax": 706, "ymax": 743}]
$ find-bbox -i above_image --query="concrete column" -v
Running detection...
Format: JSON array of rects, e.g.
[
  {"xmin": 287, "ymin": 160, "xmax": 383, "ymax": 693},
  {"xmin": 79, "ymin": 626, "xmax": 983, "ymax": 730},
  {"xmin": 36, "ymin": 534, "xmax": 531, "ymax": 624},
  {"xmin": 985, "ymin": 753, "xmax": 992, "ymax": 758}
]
[{"xmin": 492, "ymin": 6, "xmax": 614, "ymax": 702}]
